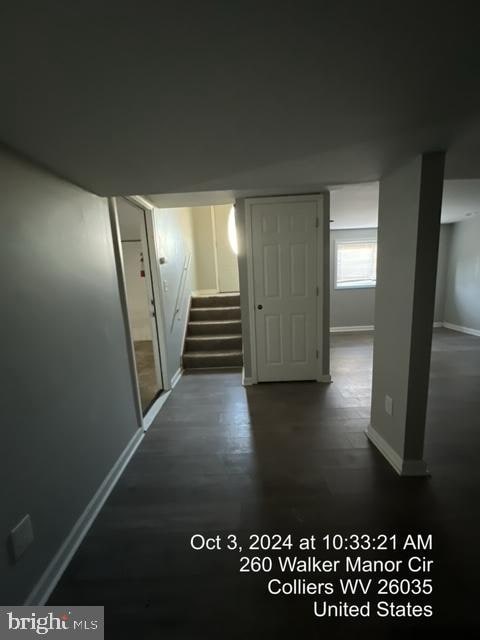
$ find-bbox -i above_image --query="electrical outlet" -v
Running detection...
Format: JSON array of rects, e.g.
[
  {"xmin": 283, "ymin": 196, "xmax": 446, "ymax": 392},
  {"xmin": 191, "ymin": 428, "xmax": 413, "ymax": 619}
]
[
  {"xmin": 385, "ymin": 395, "xmax": 393, "ymax": 416},
  {"xmin": 10, "ymin": 514, "xmax": 34, "ymax": 561},
  {"xmin": 163, "ymin": 279, "xmax": 168, "ymax": 293}
]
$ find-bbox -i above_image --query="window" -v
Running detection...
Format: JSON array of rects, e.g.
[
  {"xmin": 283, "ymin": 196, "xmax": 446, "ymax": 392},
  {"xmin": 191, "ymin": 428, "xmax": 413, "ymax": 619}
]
[{"xmin": 335, "ymin": 240, "xmax": 377, "ymax": 289}]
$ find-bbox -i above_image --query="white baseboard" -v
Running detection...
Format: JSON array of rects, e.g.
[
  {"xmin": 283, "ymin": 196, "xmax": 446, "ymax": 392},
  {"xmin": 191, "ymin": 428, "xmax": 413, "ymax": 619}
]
[
  {"xmin": 443, "ymin": 321, "xmax": 480, "ymax": 337},
  {"xmin": 332, "ymin": 323, "xmax": 444, "ymax": 333},
  {"xmin": 170, "ymin": 367, "xmax": 183, "ymax": 389},
  {"xmin": 317, "ymin": 374, "xmax": 332, "ymax": 383},
  {"xmin": 241, "ymin": 369, "xmax": 331, "ymax": 385},
  {"xmin": 242, "ymin": 368, "xmax": 255, "ymax": 386},
  {"xmin": 25, "ymin": 428, "xmax": 144, "ymax": 605},
  {"xmin": 143, "ymin": 390, "xmax": 172, "ymax": 431},
  {"xmin": 366, "ymin": 425, "xmax": 429, "ymax": 477},
  {"xmin": 330, "ymin": 325, "xmax": 374, "ymax": 333}
]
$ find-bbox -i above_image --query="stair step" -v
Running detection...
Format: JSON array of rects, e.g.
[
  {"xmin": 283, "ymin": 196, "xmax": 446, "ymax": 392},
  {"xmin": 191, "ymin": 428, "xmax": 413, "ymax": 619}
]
[
  {"xmin": 183, "ymin": 350, "xmax": 243, "ymax": 369},
  {"xmin": 190, "ymin": 306, "xmax": 241, "ymax": 321},
  {"xmin": 188, "ymin": 319, "xmax": 242, "ymax": 336},
  {"xmin": 191, "ymin": 293, "xmax": 240, "ymax": 308},
  {"xmin": 185, "ymin": 334, "xmax": 242, "ymax": 352}
]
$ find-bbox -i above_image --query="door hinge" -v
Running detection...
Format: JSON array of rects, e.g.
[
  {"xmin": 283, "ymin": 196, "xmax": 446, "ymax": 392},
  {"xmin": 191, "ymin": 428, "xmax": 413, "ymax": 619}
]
[
  {"xmin": 315, "ymin": 217, "xmax": 319, "ymax": 228},
  {"xmin": 316, "ymin": 349, "xmax": 319, "ymax": 359},
  {"xmin": 316, "ymin": 286, "xmax": 319, "ymax": 296}
]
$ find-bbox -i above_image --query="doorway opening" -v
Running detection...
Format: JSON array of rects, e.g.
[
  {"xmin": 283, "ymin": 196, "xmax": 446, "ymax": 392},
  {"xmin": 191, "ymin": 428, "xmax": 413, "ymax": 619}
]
[
  {"xmin": 116, "ymin": 197, "xmax": 164, "ymax": 414},
  {"xmin": 182, "ymin": 204, "xmax": 242, "ymax": 370},
  {"xmin": 149, "ymin": 203, "xmax": 242, "ymax": 372},
  {"xmin": 189, "ymin": 204, "xmax": 240, "ymax": 296}
]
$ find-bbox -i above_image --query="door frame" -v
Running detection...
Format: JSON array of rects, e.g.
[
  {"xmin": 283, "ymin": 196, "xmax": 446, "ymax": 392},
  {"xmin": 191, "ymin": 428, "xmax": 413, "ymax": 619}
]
[
  {"xmin": 109, "ymin": 195, "xmax": 171, "ymax": 431},
  {"xmin": 139, "ymin": 211, "xmax": 163, "ymax": 387},
  {"xmin": 244, "ymin": 193, "xmax": 330, "ymax": 384}
]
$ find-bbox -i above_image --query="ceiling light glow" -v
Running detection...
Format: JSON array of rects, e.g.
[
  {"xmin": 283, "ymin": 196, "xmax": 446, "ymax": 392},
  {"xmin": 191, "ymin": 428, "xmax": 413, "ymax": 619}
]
[{"xmin": 228, "ymin": 206, "xmax": 238, "ymax": 255}]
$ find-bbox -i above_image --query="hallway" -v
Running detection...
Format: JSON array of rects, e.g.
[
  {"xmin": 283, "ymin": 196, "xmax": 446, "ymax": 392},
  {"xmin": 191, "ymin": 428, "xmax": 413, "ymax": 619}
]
[{"xmin": 49, "ymin": 330, "xmax": 480, "ymax": 638}]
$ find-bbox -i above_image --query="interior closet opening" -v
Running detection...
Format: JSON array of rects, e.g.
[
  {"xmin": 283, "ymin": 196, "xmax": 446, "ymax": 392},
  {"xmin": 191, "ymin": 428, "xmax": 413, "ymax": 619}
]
[{"xmin": 116, "ymin": 197, "xmax": 164, "ymax": 413}]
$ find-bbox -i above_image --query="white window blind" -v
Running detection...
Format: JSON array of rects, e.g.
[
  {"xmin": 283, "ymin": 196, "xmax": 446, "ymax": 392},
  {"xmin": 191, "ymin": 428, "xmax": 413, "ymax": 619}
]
[{"xmin": 335, "ymin": 241, "xmax": 377, "ymax": 288}]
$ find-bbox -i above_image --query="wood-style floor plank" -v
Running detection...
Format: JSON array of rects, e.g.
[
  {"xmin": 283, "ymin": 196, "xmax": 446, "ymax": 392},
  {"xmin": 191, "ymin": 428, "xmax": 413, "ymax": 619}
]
[{"xmin": 49, "ymin": 329, "xmax": 480, "ymax": 637}]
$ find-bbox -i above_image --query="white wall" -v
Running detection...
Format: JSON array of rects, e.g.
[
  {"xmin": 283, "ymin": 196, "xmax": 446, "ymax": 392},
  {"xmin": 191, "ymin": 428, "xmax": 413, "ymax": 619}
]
[
  {"xmin": 444, "ymin": 215, "xmax": 480, "ymax": 332},
  {"xmin": 330, "ymin": 229, "xmax": 377, "ymax": 328},
  {"xmin": 151, "ymin": 203, "xmax": 241, "ymax": 382},
  {"xmin": 370, "ymin": 153, "xmax": 445, "ymax": 467},
  {"xmin": 330, "ymin": 225, "xmax": 451, "ymax": 329},
  {"xmin": 191, "ymin": 206, "xmax": 218, "ymax": 293},
  {"xmin": 434, "ymin": 224, "xmax": 451, "ymax": 323},
  {"xmin": 0, "ymin": 148, "xmax": 140, "ymax": 604},
  {"xmin": 213, "ymin": 204, "xmax": 239, "ymax": 292},
  {"xmin": 153, "ymin": 207, "xmax": 196, "ymax": 383},
  {"xmin": 190, "ymin": 204, "xmax": 239, "ymax": 294}
]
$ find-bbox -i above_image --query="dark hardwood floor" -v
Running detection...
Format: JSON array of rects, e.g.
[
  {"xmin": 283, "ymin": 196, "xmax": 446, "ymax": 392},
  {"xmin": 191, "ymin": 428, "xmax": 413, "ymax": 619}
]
[{"xmin": 49, "ymin": 329, "xmax": 480, "ymax": 638}]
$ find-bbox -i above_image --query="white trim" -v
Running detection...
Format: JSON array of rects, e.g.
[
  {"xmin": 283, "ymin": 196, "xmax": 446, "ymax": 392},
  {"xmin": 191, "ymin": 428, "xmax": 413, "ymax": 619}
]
[
  {"xmin": 139, "ymin": 207, "xmax": 163, "ymax": 388},
  {"xmin": 443, "ymin": 321, "xmax": 480, "ymax": 337},
  {"xmin": 108, "ymin": 198, "xmax": 143, "ymax": 428},
  {"xmin": 242, "ymin": 368, "xmax": 254, "ymax": 386},
  {"xmin": 316, "ymin": 194, "xmax": 329, "ymax": 382},
  {"xmin": 244, "ymin": 198, "xmax": 258, "ymax": 383},
  {"xmin": 333, "ymin": 235, "xmax": 377, "ymax": 290},
  {"xmin": 331, "ymin": 322, "xmax": 441, "ymax": 334},
  {"xmin": 335, "ymin": 283, "xmax": 376, "ymax": 290},
  {"xmin": 144, "ymin": 368, "xmax": 183, "ymax": 432},
  {"xmin": 113, "ymin": 197, "xmax": 170, "ymax": 407},
  {"xmin": 171, "ymin": 367, "xmax": 183, "ymax": 389},
  {"xmin": 142, "ymin": 390, "xmax": 172, "ymax": 431},
  {"xmin": 331, "ymin": 325, "xmax": 374, "ymax": 333},
  {"xmin": 25, "ymin": 429, "xmax": 144, "ymax": 605},
  {"xmin": 210, "ymin": 205, "xmax": 221, "ymax": 293},
  {"xmin": 128, "ymin": 194, "xmax": 156, "ymax": 210},
  {"xmin": 366, "ymin": 425, "xmax": 429, "ymax": 477},
  {"xmin": 366, "ymin": 425, "xmax": 403, "ymax": 473},
  {"xmin": 109, "ymin": 196, "xmax": 171, "ymax": 422},
  {"xmin": 317, "ymin": 374, "xmax": 332, "ymax": 383},
  {"xmin": 244, "ymin": 194, "xmax": 327, "ymax": 385},
  {"xmin": 148, "ymin": 207, "xmax": 172, "ymax": 391}
]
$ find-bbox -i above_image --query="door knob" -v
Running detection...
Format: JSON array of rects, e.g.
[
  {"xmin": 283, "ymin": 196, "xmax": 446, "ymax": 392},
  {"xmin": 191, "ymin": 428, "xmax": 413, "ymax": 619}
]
[{"xmin": 257, "ymin": 304, "xmax": 263, "ymax": 310}]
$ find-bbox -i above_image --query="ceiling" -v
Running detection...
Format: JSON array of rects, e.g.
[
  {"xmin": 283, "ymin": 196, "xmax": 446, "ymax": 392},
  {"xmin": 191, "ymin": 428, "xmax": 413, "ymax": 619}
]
[
  {"xmin": 148, "ymin": 178, "xmax": 480, "ymax": 230},
  {"xmin": 329, "ymin": 179, "xmax": 480, "ymax": 229},
  {"xmin": 1, "ymin": 4, "xmax": 480, "ymax": 197}
]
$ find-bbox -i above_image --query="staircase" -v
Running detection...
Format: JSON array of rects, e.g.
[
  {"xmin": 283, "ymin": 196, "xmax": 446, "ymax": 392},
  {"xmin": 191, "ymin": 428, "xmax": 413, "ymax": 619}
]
[{"xmin": 183, "ymin": 293, "xmax": 243, "ymax": 369}]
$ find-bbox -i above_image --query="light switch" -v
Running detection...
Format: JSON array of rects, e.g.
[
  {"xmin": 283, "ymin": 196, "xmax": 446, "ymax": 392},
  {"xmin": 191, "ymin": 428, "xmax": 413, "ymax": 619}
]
[
  {"xmin": 385, "ymin": 395, "xmax": 393, "ymax": 416},
  {"xmin": 10, "ymin": 514, "xmax": 34, "ymax": 561}
]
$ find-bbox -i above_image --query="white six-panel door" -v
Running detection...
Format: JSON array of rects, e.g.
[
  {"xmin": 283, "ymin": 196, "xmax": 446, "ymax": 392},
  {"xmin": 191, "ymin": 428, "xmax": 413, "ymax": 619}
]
[{"xmin": 250, "ymin": 196, "xmax": 321, "ymax": 382}]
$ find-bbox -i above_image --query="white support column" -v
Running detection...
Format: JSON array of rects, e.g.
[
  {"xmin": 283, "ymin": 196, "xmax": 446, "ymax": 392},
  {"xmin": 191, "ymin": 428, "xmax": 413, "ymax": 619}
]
[{"xmin": 367, "ymin": 152, "xmax": 445, "ymax": 475}]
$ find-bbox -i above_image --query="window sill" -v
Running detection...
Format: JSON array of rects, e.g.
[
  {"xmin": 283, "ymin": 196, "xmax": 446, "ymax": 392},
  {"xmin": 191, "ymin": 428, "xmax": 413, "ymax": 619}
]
[{"xmin": 335, "ymin": 284, "xmax": 376, "ymax": 291}]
